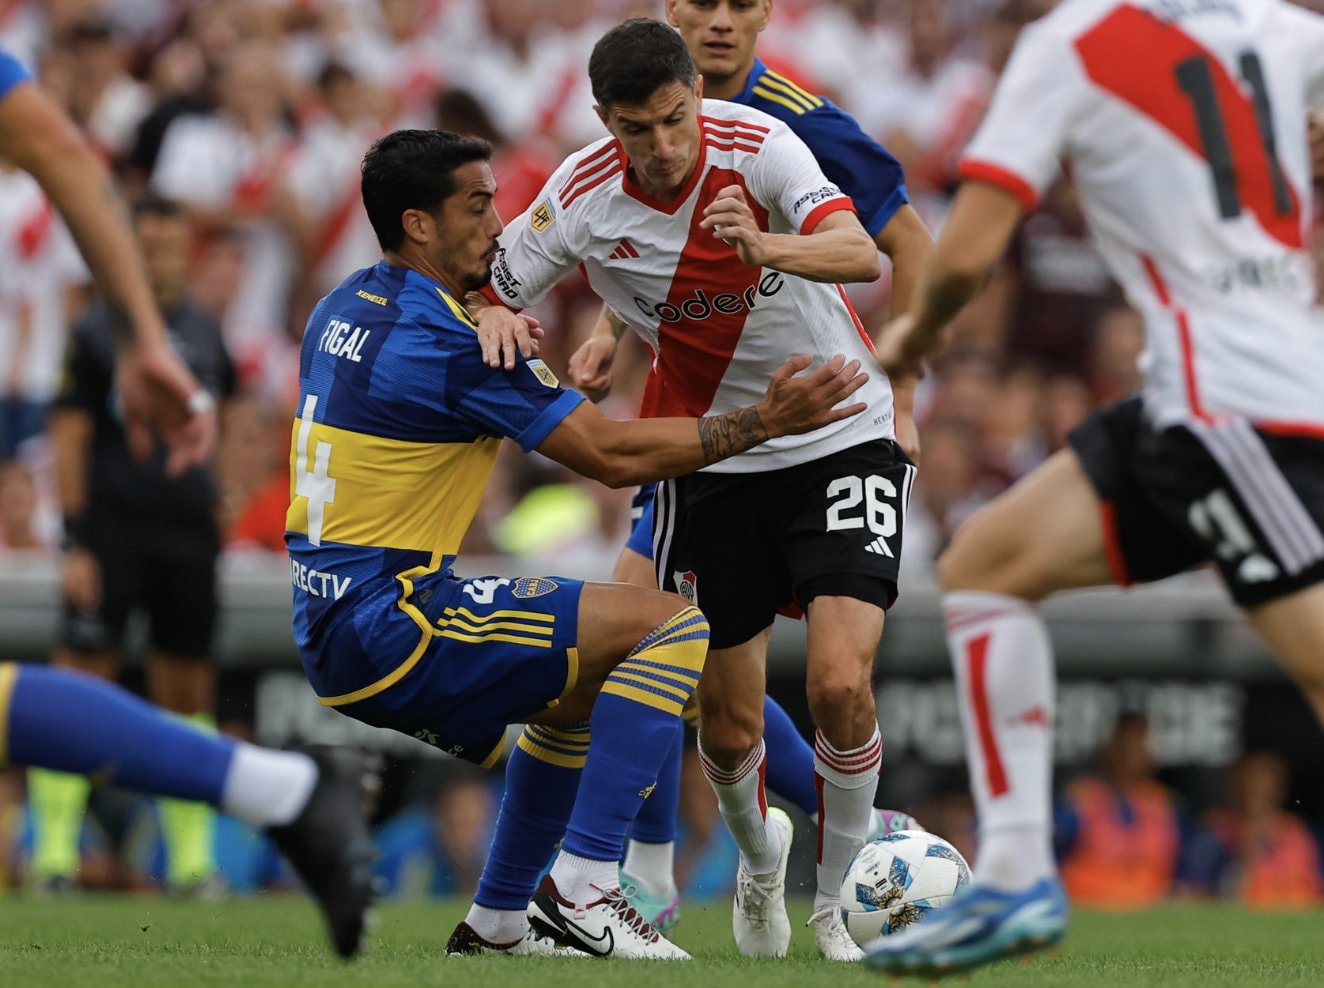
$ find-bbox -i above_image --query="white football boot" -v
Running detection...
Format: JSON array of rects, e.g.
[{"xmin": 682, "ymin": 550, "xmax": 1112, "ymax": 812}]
[
  {"xmin": 732, "ymin": 806, "xmax": 794, "ymax": 957},
  {"xmin": 528, "ymin": 875, "xmax": 691, "ymax": 960},
  {"xmin": 445, "ymin": 921, "xmax": 585, "ymax": 957},
  {"xmin": 807, "ymin": 905, "xmax": 865, "ymax": 962}
]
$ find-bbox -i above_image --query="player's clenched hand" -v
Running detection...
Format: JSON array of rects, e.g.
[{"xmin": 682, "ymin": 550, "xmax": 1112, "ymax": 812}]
[
  {"xmin": 873, "ymin": 313, "xmax": 941, "ymax": 382},
  {"xmin": 700, "ymin": 184, "xmax": 766, "ymax": 266},
  {"xmin": 756, "ymin": 354, "xmax": 868, "ymax": 438},
  {"xmin": 476, "ymin": 307, "xmax": 543, "ymax": 370},
  {"xmin": 117, "ymin": 341, "xmax": 217, "ymax": 477},
  {"xmin": 568, "ymin": 334, "xmax": 616, "ymax": 402}
]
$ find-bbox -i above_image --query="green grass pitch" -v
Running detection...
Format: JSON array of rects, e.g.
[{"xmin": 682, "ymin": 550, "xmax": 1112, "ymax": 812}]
[{"xmin": 1, "ymin": 895, "xmax": 1322, "ymax": 987}]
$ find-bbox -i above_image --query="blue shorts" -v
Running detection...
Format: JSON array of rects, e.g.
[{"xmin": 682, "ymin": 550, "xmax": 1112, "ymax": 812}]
[
  {"xmin": 625, "ymin": 484, "xmax": 656, "ymax": 560},
  {"xmin": 302, "ymin": 570, "xmax": 583, "ymax": 767}
]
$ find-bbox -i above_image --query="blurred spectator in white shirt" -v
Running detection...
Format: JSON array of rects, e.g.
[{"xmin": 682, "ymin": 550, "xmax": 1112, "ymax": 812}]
[
  {"xmin": 151, "ymin": 40, "xmax": 300, "ymax": 402},
  {"xmin": 282, "ymin": 62, "xmax": 385, "ymax": 313},
  {"xmin": 856, "ymin": 0, "xmax": 992, "ymax": 223},
  {"xmin": 0, "ymin": 165, "xmax": 89, "ymax": 461}
]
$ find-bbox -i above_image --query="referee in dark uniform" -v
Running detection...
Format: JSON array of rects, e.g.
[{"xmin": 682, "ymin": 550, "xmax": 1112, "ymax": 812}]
[{"xmin": 28, "ymin": 194, "xmax": 235, "ymax": 894}]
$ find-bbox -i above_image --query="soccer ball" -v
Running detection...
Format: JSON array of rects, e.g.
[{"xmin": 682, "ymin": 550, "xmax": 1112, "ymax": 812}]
[{"xmin": 839, "ymin": 830, "xmax": 972, "ymax": 946}]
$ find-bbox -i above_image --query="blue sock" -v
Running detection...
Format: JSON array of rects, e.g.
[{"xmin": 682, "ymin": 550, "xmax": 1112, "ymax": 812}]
[
  {"xmin": 1, "ymin": 664, "xmax": 234, "ymax": 804},
  {"xmin": 562, "ymin": 608, "xmax": 708, "ymax": 861},
  {"xmin": 474, "ymin": 722, "xmax": 587, "ymax": 910},
  {"xmin": 625, "ymin": 716, "xmax": 683, "ymax": 844},
  {"xmin": 763, "ymin": 693, "xmax": 817, "ymax": 817}
]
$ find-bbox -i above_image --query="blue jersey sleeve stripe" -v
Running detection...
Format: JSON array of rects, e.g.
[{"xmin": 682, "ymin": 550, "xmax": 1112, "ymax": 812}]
[
  {"xmin": 0, "ymin": 51, "xmax": 31, "ymax": 101},
  {"xmin": 513, "ymin": 389, "xmax": 585, "ymax": 453},
  {"xmin": 752, "ymin": 85, "xmax": 809, "ymax": 116},
  {"xmin": 759, "ymin": 73, "xmax": 822, "ymax": 110}
]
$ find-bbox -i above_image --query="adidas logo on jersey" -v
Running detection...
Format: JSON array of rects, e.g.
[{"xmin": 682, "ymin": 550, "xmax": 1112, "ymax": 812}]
[
  {"xmin": 609, "ymin": 238, "xmax": 639, "ymax": 261},
  {"xmin": 864, "ymin": 536, "xmax": 893, "ymax": 557}
]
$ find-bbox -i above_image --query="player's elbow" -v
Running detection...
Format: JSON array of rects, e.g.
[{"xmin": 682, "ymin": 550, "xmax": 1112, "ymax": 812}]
[
  {"xmin": 570, "ymin": 445, "xmax": 638, "ymax": 489},
  {"xmin": 593, "ymin": 457, "xmax": 645, "ymax": 490},
  {"xmin": 844, "ymin": 237, "xmax": 882, "ymax": 283},
  {"xmin": 853, "ymin": 250, "xmax": 883, "ymax": 284}
]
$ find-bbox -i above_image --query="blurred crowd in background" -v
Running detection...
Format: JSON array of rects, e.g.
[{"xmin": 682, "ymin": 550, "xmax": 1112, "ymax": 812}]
[
  {"xmin": 9, "ymin": 0, "xmax": 1324, "ymax": 567},
  {"xmin": 0, "ymin": 0, "xmax": 1323, "ymax": 904}
]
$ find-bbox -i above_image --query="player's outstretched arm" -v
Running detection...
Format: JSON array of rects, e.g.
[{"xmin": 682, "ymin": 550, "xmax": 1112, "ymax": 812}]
[
  {"xmin": 0, "ymin": 81, "xmax": 214, "ymax": 473},
  {"xmin": 875, "ymin": 181, "xmax": 1025, "ymax": 380},
  {"xmin": 0, "ymin": 85, "xmax": 166, "ymax": 351},
  {"xmin": 872, "ymin": 203, "xmax": 933, "ymax": 463},
  {"xmin": 874, "ymin": 203, "xmax": 934, "ymax": 324},
  {"xmin": 537, "ymin": 354, "xmax": 868, "ymax": 488}
]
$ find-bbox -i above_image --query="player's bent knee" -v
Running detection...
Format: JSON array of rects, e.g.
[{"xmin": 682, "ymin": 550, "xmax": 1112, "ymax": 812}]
[
  {"xmin": 936, "ymin": 507, "xmax": 1033, "ymax": 596},
  {"xmin": 695, "ymin": 697, "xmax": 764, "ymax": 767},
  {"xmin": 806, "ymin": 673, "xmax": 873, "ymax": 723},
  {"xmin": 634, "ymin": 605, "xmax": 708, "ymax": 671},
  {"xmin": 603, "ymin": 605, "xmax": 709, "ymax": 718}
]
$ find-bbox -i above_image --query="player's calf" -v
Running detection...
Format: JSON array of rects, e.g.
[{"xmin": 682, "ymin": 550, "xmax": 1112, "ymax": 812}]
[{"xmin": 531, "ymin": 606, "xmax": 706, "ymax": 961}]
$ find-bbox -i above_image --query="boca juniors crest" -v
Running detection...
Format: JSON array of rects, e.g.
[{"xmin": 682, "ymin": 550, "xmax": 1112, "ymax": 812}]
[
  {"xmin": 672, "ymin": 570, "xmax": 698, "ymax": 605},
  {"xmin": 513, "ymin": 577, "xmax": 559, "ymax": 599}
]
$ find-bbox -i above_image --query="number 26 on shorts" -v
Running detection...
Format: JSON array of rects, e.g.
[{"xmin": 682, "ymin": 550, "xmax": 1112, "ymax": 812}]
[{"xmin": 826, "ymin": 474, "xmax": 898, "ymax": 557}]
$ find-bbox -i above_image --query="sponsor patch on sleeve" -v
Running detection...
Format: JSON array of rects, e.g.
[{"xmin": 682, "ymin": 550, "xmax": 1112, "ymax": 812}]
[
  {"xmin": 530, "ymin": 198, "xmax": 556, "ymax": 233},
  {"xmin": 526, "ymin": 358, "xmax": 559, "ymax": 388}
]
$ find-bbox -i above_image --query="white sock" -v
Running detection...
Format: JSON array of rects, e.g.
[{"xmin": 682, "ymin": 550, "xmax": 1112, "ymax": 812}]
[
  {"xmin": 945, "ymin": 590, "xmax": 1056, "ymax": 890},
  {"xmin": 813, "ymin": 727, "xmax": 882, "ymax": 909},
  {"xmin": 622, "ymin": 839, "xmax": 676, "ymax": 896},
  {"xmin": 465, "ymin": 903, "xmax": 529, "ymax": 943},
  {"xmin": 698, "ymin": 737, "xmax": 781, "ymax": 875},
  {"xmin": 549, "ymin": 850, "xmax": 619, "ymax": 906},
  {"xmin": 219, "ymin": 743, "xmax": 318, "ymax": 827}
]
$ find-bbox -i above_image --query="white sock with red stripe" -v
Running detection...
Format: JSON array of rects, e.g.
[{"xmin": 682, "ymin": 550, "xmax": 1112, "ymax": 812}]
[
  {"xmin": 698, "ymin": 737, "xmax": 782, "ymax": 875},
  {"xmin": 813, "ymin": 727, "xmax": 882, "ymax": 909},
  {"xmin": 945, "ymin": 590, "xmax": 1056, "ymax": 891}
]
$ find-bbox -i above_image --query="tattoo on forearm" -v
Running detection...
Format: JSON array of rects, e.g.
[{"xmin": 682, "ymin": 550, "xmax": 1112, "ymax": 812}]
[
  {"xmin": 606, "ymin": 308, "xmax": 630, "ymax": 341},
  {"xmin": 698, "ymin": 408, "xmax": 768, "ymax": 464}
]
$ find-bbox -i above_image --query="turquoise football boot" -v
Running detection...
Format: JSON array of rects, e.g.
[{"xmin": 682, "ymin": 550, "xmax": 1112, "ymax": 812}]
[
  {"xmin": 618, "ymin": 868, "xmax": 681, "ymax": 934},
  {"xmin": 863, "ymin": 876, "xmax": 1067, "ymax": 978}
]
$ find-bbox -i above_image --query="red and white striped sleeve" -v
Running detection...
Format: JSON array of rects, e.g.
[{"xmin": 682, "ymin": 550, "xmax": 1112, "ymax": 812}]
[
  {"xmin": 959, "ymin": 18, "xmax": 1086, "ymax": 211},
  {"xmin": 743, "ymin": 113, "xmax": 856, "ymax": 234},
  {"xmin": 486, "ymin": 142, "xmax": 615, "ymax": 310}
]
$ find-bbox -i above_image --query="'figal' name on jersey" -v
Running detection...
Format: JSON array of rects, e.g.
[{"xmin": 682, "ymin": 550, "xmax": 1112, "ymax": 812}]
[{"xmin": 316, "ymin": 317, "xmax": 372, "ymax": 362}]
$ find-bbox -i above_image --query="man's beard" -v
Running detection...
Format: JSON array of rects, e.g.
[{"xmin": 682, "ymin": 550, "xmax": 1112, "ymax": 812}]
[{"xmin": 463, "ymin": 263, "xmax": 493, "ymax": 293}]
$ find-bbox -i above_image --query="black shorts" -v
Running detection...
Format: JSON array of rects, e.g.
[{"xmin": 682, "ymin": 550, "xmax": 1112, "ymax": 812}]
[
  {"xmin": 61, "ymin": 521, "xmax": 220, "ymax": 658},
  {"xmin": 1068, "ymin": 397, "xmax": 1324, "ymax": 607},
  {"xmin": 652, "ymin": 439, "xmax": 916, "ymax": 649}
]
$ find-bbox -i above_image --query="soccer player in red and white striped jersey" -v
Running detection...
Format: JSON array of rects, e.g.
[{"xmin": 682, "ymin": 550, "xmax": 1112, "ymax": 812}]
[
  {"xmin": 867, "ymin": 0, "xmax": 1324, "ymax": 976},
  {"xmin": 480, "ymin": 18, "xmax": 916, "ymax": 961}
]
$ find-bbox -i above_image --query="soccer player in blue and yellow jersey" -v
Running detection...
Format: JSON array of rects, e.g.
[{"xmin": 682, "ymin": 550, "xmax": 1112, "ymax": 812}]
[
  {"xmin": 0, "ymin": 48, "xmax": 373, "ymax": 957},
  {"xmin": 487, "ymin": 1, "xmax": 932, "ymax": 958},
  {"xmin": 286, "ymin": 129, "xmax": 868, "ymax": 959}
]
